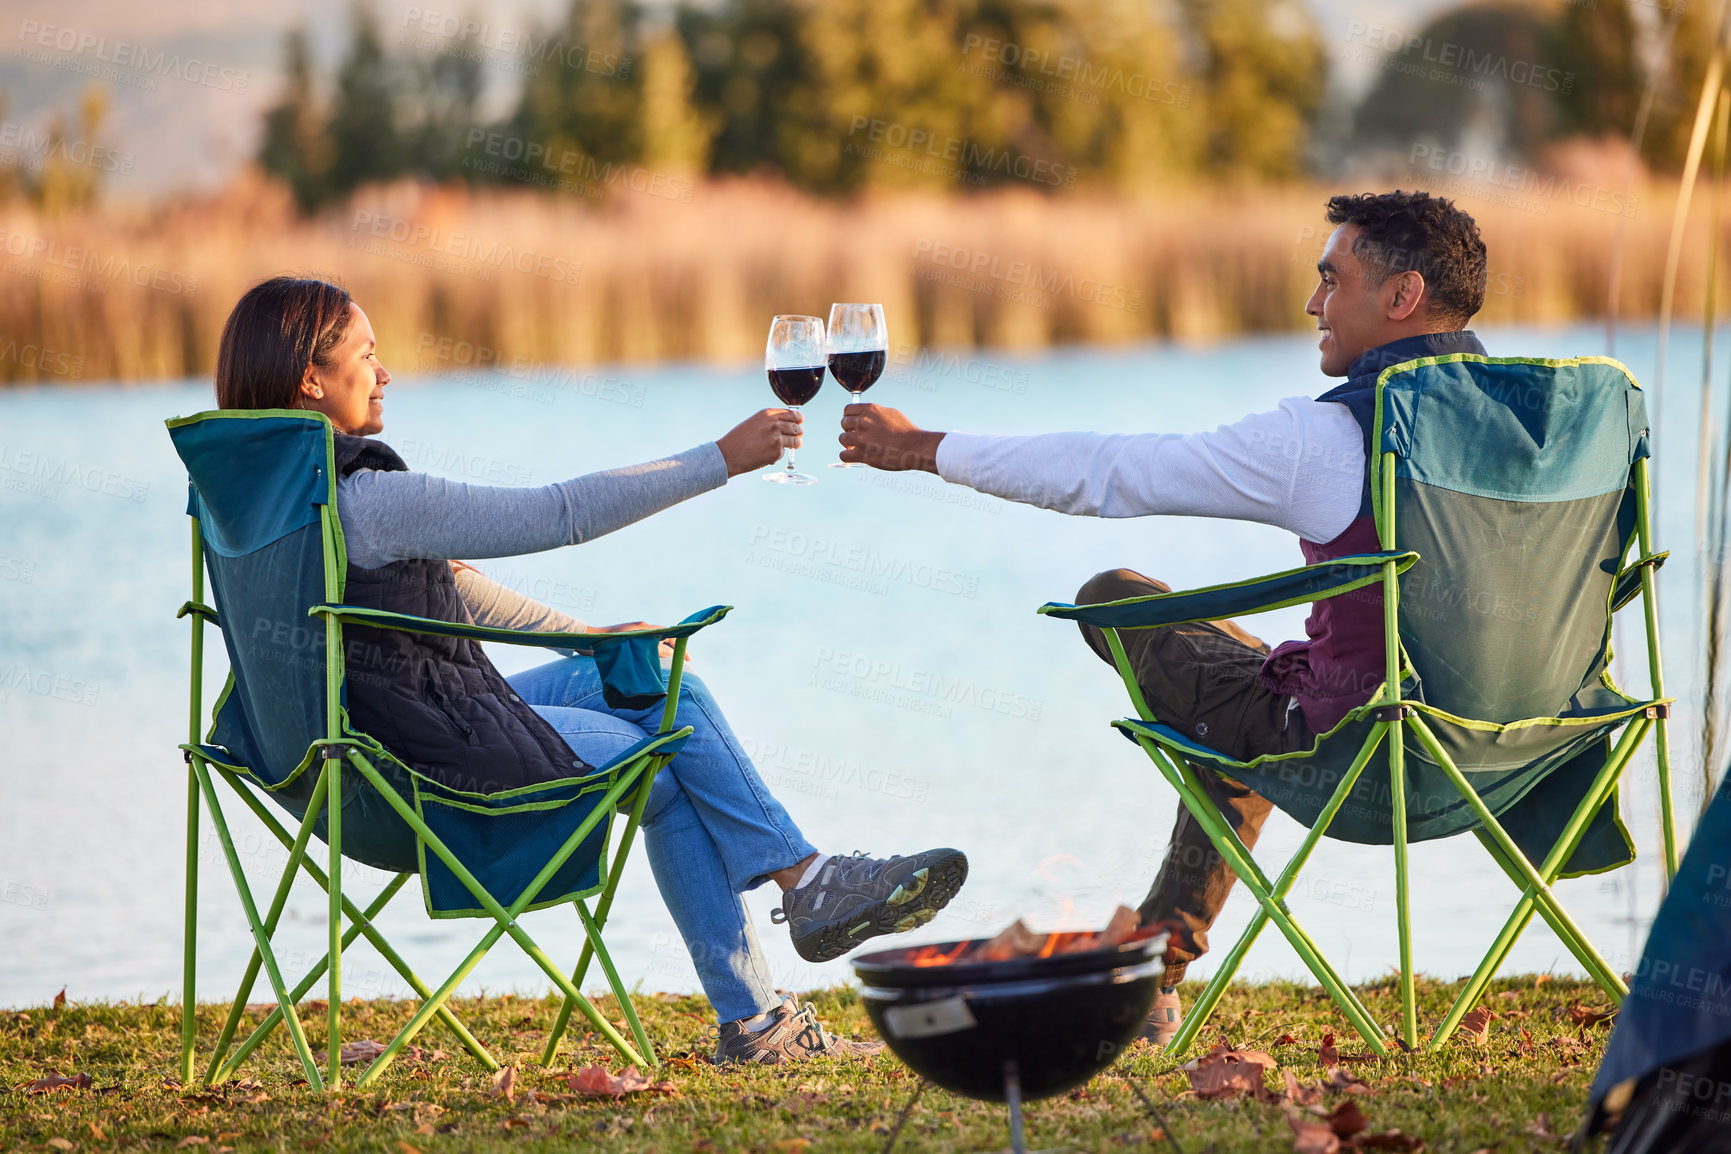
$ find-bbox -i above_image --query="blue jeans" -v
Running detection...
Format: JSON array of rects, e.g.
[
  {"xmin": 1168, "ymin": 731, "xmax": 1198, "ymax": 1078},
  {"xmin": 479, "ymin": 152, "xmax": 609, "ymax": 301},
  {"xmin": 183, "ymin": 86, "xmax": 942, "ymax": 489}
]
[{"xmin": 506, "ymin": 655, "xmax": 816, "ymax": 1022}]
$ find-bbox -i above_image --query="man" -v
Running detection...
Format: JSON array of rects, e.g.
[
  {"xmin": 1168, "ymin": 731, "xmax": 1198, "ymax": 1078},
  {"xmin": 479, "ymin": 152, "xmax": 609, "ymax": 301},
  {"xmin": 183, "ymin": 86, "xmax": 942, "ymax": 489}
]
[{"xmin": 837, "ymin": 190, "xmax": 1489, "ymax": 1045}]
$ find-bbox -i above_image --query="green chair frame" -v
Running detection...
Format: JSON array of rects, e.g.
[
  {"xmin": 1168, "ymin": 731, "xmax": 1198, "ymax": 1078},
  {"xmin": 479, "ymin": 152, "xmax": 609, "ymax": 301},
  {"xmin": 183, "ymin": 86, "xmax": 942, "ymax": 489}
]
[
  {"xmin": 175, "ymin": 496, "xmax": 709, "ymax": 1091},
  {"xmin": 1040, "ymin": 382, "xmax": 1679, "ymax": 1058}
]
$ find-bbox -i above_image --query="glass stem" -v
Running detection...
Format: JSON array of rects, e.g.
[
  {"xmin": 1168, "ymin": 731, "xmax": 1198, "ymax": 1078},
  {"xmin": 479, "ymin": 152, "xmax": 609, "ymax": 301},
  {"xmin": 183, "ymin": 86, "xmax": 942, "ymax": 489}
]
[{"xmin": 785, "ymin": 405, "xmax": 800, "ymax": 473}]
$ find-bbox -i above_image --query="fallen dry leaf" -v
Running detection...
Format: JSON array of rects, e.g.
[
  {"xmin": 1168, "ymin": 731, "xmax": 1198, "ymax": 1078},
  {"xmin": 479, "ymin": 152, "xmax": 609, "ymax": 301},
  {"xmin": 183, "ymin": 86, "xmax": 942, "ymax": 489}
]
[
  {"xmin": 396, "ymin": 1144, "xmax": 423, "ymax": 1154},
  {"xmin": 47, "ymin": 1141, "xmax": 73, "ymax": 1152},
  {"xmin": 568, "ymin": 1065, "xmax": 679, "ymax": 1099},
  {"xmin": 1533, "ymin": 974, "xmax": 1553, "ymax": 987},
  {"xmin": 175, "ymin": 1138, "xmax": 209, "ymax": 1149},
  {"xmin": 52, "ymin": 987, "xmax": 67, "ymax": 1009},
  {"xmin": 1567, "ymin": 1001, "xmax": 1617, "ymax": 1029},
  {"xmin": 1528, "ymin": 1112, "xmax": 1559, "ymax": 1139},
  {"xmin": 498, "ymin": 1118, "xmax": 530, "ymax": 1132},
  {"xmin": 1274, "ymin": 1032, "xmax": 1300, "ymax": 1046},
  {"xmin": 1287, "ymin": 1109, "xmax": 1341, "ymax": 1154},
  {"xmin": 1318, "ymin": 1033, "xmax": 1340, "ymax": 1066},
  {"xmin": 1456, "ymin": 1008, "xmax": 1497, "ymax": 1047},
  {"xmin": 1324, "ymin": 1066, "xmax": 1373, "ymax": 1095},
  {"xmin": 489, "ymin": 1066, "xmax": 516, "ymax": 1102},
  {"xmin": 773, "ymin": 1141, "xmax": 812, "ymax": 1153},
  {"xmin": 1185, "ymin": 1044, "xmax": 1278, "ymax": 1101},
  {"xmin": 27, "ymin": 1072, "xmax": 93, "ymax": 1094},
  {"xmin": 338, "ymin": 1039, "xmax": 388, "ymax": 1066},
  {"xmin": 1283, "ymin": 1068, "xmax": 1323, "ymax": 1107},
  {"xmin": 1325, "ymin": 1100, "xmax": 1368, "ymax": 1138}
]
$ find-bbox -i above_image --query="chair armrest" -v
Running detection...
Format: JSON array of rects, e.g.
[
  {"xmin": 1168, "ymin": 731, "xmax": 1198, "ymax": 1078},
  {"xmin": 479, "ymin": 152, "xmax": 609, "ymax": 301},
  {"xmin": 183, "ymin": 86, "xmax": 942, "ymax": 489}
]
[
  {"xmin": 1037, "ymin": 552, "xmax": 1417, "ymax": 631},
  {"xmin": 1611, "ymin": 551, "xmax": 1666, "ymax": 613},
  {"xmin": 308, "ymin": 603, "xmax": 731, "ymax": 710}
]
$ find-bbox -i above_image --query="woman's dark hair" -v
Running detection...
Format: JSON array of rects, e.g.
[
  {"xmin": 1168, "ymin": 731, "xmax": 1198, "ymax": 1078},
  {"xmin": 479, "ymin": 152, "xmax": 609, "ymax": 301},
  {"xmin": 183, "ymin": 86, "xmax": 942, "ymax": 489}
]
[
  {"xmin": 214, "ymin": 276, "xmax": 354, "ymax": 409},
  {"xmin": 1324, "ymin": 191, "xmax": 1487, "ymax": 327}
]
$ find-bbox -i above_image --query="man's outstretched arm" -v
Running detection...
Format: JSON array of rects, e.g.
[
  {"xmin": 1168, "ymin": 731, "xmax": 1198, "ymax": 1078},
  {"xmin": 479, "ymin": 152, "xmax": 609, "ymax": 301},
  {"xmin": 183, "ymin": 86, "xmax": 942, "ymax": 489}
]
[{"xmin": 838, "ymin": 400, "xmax": 1365, "ymax": 543}]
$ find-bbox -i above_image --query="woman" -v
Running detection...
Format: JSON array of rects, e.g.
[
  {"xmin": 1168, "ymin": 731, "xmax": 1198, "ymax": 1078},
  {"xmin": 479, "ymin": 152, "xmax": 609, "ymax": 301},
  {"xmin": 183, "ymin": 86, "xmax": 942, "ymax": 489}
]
[{"xmin": 214, "ymin": 276, "xmax": 967, "ymax": 1064}]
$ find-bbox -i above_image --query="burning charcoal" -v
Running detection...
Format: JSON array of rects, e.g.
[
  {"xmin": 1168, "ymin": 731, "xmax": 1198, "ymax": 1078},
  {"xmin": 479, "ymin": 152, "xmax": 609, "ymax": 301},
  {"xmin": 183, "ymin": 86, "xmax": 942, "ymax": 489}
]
[{"xmin": 979, "ymin": 919, "xmax": 1044, "ymax": 962}]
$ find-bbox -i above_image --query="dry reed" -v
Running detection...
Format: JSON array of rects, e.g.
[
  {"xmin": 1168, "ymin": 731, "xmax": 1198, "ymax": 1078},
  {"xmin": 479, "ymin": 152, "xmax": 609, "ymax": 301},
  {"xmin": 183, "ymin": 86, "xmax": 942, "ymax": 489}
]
[{"xmin": 0, "ymin": 170, "xmax": 1718, "ymax": 384}]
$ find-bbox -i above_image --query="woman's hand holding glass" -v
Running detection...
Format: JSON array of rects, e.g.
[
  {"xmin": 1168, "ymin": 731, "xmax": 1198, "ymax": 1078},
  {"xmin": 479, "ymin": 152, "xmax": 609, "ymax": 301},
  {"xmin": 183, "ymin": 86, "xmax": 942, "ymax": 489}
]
[{"xmin": 717, "ymin": 408, "xmax": 804, "ymax": 477}]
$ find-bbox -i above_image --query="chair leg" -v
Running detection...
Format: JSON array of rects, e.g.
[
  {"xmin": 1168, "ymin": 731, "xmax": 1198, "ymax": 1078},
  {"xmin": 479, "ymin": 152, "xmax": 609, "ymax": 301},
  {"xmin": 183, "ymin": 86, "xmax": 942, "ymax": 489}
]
[
  {"xmin": 1143, "ymin": 737, "xmax": 1390, "ymax": 1057},
  {"xmin": 1389, "ymin": 720, "xmax": 1417, "ymax": 1051},
  {"xmin": 358, "ymin": 924, "xmax": 516, "ymax": 1088},
  {"xmin": 215, "ymin": 774, "xmax": 496, "ymax": 1067},
  {"xmin": 203, "ymin": 776, "xmax": 337, "ymax": 1084},
  {"xmin": 577, "ymin": 901, "xmax": 656, "ymax": 1067},
  {"xmin": 181, "ymin": 763, "xmax": 201, "ymax": 1084},
  {"xmin": 342, "ymin": 750, "xmax": 658, "ymax": 1081},
  {"xmin": 194, "ymin": 760, "xmax": 325, "ymax": 1089},
  {"xmin": 326, "ymin": 753, "xmax": 343, "ymax": 1089},
  {"xmin": 544, "ymin": 755, "xmax": 661, "ymax": 1065}
]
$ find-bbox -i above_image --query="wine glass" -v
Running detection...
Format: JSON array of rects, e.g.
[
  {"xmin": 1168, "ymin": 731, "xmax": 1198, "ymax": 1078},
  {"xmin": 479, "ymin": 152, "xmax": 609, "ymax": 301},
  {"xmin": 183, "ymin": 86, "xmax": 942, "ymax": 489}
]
[
  {"xmin": 826, "ymin": 302, "xmax": 887, "ymax": 469},
  {"xmin": 764, "ymin": 314, "xmax": 825, "ymax": 485}
]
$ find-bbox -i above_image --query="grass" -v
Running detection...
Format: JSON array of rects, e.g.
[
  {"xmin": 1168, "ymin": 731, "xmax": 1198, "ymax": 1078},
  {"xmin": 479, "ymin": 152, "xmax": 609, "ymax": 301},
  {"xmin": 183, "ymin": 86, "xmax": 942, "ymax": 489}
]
[{"xmin": 2, "ymin": 976, "xmax": 1618, "ymax": 1152}]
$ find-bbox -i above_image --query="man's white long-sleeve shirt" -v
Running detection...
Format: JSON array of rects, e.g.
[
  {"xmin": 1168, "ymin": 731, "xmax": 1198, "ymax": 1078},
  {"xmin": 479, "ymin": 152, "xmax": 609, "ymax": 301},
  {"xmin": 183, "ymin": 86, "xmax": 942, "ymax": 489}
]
[{"xmin": 932, "ymin": 396, "xmax": 1365, "ymax": 545}]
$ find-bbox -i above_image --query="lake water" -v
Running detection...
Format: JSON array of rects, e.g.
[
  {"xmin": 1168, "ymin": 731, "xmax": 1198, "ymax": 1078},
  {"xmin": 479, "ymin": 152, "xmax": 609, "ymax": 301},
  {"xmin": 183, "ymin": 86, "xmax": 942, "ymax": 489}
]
[{"xmin": 0, "ymin": 322, "xmax": 1715, "ymax": 1011}]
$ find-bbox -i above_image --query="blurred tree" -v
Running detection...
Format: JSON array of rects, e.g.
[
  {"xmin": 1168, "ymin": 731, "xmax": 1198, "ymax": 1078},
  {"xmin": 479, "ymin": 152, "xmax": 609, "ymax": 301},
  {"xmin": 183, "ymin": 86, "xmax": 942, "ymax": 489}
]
[
  {"xmin": 327, "ymin": 2, "xmax": 408, "ymax": 197},
  {"xmin": 508, "ymin": 0, "xmax": 644, "ymax": 180},
  {"xmin": 1549, "ymin": 0, "xmax": 1640, "ymax": 141},
  {"xmin": 411, "ymin": 43, "xmax": 485, "ymax": 181},
  {"xmin": 1177, "ymin": 0, "xmax": 1325, "ymax": 181},
  {"xmin": 34, "ymin": 86, "xmax": 110, "ymax": 214},
  {"xmin": 639, "ymin": 28, "xmax": 714, "ymax": 173},
  {"xmin": 258, "ymin": 28, "xmax": 333, "ymax": 212},
  {"xmin": 1640, "ymin": 0, "xmax": 1725, "ymax": 173},
  {"xmin": 1351, "ymin": 2, "xmax": 1558, "ymax": 161},
  {"xmin": 677, "ymin": 0, "xmax": 810, "ymax": 180}
]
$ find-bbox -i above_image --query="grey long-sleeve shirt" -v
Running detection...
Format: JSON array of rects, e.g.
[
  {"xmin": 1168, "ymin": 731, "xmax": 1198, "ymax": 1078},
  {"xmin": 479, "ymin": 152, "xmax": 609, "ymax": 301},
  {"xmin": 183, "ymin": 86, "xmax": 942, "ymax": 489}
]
[{"xmin": 336, "ymin": 441, "xmax": 729, "ymax": 630}]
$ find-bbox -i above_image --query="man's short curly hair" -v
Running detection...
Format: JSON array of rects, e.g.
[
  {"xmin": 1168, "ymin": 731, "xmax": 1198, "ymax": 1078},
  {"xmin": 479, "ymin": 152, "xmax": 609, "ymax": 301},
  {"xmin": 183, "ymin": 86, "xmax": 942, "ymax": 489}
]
[{"xmin": 1325, "ymin": 191, "xmax": 1487, "ymax": 326}]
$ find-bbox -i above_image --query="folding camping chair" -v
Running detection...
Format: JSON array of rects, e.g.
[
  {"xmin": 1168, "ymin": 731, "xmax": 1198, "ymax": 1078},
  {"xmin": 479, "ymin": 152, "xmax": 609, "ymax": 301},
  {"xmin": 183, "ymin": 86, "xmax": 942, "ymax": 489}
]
[
  {"xmin": 1039, "ymin": 354, "xmax": 1679, "ymax": 1056},
  {"xmin": 167, "ymin": 408, "xmax": 728, "ymax": 1090}
]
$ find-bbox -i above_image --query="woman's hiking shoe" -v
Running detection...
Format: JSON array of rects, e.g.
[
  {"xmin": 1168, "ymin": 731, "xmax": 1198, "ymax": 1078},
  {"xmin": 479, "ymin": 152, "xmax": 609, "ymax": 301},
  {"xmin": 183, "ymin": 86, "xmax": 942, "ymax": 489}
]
[
  {"xmin": 711, "ymin": 997, "xmax": 883, "ymax": 1065},
  {"xmin": 1139, "ymin": 986, "xmax": 1183, "ymax": 1047},
  {"xmin": 772, "ymin": 848, "xmax": 968, "ymax": 963}
]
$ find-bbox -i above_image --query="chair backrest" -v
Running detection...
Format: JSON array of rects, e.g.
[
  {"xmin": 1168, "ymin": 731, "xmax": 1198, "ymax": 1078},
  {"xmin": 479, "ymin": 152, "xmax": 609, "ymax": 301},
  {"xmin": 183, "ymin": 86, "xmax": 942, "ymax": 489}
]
[
  {"xmin": 1379, "ymin": 356, "xmax": 1648, "ymax": 724},
  {"xmin": 168, "ymin": 410, "xmax": 343, "ymax": 800}
]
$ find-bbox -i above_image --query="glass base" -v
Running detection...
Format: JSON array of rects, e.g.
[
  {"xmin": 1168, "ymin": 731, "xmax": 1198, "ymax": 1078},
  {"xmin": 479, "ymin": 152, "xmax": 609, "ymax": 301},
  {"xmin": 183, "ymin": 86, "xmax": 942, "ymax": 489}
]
[
  {"xmin": 763, "ymin": 469, "xmax": 816, "ymax": 484},
  {"xmin": 828, "ymin": 461, "xmax": 864, "ymax": 469}
]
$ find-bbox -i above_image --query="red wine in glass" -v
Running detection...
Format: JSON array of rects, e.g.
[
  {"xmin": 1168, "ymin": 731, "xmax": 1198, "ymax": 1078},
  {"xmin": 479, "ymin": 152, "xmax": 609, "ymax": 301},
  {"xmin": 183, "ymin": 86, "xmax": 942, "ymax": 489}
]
[
  {"xmin": 764, "ymin": 314, "xmax": 824, "ymax": 485},
  {"xmin": 826, "ymin": 350, "xmax": 886, "ymax": 395},
  {"xmin": 827, "ymin": 302, "xmax": 887, "ymax": 468},
  {"xmin": 769, "ymin": 365, "xmax": 825, "ymax": 407}
]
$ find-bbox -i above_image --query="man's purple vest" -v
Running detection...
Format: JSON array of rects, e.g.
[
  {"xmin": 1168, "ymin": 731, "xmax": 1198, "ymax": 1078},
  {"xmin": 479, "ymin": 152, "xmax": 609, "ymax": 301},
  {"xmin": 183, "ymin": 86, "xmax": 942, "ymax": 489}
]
[{"xmin": 1257, "ymin": 331, "xmax": 1487, "ymax": 733}]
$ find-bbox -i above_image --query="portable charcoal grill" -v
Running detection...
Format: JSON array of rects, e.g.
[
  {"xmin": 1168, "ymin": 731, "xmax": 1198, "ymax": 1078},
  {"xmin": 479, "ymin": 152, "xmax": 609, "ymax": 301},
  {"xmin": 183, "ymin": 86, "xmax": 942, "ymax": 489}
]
[{"xmin": 852, "ymin": 927, "xmax": 1179, "ymax": 1153}]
